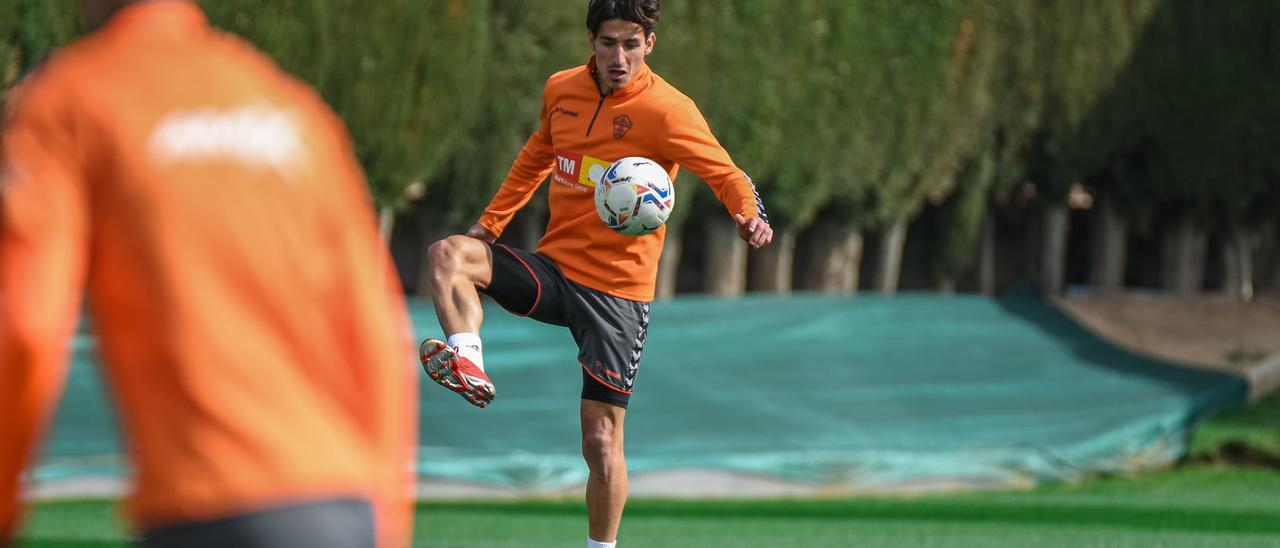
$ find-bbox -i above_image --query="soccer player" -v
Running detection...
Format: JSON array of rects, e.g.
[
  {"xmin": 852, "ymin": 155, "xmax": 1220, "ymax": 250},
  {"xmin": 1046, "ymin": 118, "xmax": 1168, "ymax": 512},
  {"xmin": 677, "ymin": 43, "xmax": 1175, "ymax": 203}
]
[
  {"xmin": 0, "ymin": 2, "xmax": 417, "ymax": 547},
  {"xmin": 420, "ymin": 1, "xmax": 773, "ymax": 545}
]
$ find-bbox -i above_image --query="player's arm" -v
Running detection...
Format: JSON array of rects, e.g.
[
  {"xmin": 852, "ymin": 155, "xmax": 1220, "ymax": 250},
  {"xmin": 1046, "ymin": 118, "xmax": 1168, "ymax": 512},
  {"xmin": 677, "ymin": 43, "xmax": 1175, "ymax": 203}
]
[
  {"xmin": 472, "ymin": 88, "xmax": 558, "ymax": 243},
  {"xmin": 0, "ymin": 79, "xmax": 90, "ymax": 542},
  {"xmin": 657, "ymin": 99, "xmax": 773, "ymax": 248}
]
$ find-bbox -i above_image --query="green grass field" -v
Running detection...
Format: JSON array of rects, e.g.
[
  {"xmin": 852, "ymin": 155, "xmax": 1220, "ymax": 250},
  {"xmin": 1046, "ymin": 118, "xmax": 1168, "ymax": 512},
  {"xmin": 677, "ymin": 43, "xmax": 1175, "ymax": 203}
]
[{"xmin": 20, "ymin": 394, "xmax": 1280, "ymax": 548}]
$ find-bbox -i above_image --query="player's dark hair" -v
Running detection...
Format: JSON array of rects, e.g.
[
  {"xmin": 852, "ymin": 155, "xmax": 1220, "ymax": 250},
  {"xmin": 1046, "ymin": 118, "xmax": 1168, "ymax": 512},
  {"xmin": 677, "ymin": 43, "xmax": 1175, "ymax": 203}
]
[{"xmin": 586, "ymin": 0, "xmax": 661, "ymax": 37}]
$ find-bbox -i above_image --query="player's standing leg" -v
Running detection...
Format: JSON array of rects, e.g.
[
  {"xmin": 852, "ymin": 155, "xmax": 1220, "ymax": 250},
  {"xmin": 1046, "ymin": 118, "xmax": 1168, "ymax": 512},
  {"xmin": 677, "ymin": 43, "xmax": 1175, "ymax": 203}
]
[
  {"xmin": 582, "ymin": 400, "xmax": 627, "ymax": 545},
  {"xmin": 422, "ymin": 234, "xmax": 496, "ymax": 406}
]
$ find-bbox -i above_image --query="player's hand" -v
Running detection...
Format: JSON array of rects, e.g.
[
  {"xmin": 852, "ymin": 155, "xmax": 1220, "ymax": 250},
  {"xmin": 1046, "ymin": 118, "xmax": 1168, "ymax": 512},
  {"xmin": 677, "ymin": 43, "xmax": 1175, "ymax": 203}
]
[
  {"xmin": 465, "ymin": 224, "xmax": 497, "ymax": 243},
  {"xmin": 734, "ymin": 214, "xmax": 773, "ymax": 249}
]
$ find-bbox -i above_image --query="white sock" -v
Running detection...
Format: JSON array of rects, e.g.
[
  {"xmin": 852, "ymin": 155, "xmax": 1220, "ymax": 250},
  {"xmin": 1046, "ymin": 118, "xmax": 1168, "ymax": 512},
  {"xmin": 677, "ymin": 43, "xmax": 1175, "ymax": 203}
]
[
  {"xmin": 587, "ymin": 538, "xmax": 616, "ymax": 548},
  {"xmin": 447, "ymin": 332, "xmax": 484, "ymax": 371}
]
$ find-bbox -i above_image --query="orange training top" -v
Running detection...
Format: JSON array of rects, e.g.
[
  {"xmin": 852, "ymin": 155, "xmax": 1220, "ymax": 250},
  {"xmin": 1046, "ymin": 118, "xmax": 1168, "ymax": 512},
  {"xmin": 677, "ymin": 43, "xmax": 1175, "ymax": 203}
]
[
  {"xmin": 0, "ymin": 4, "xmax": 416, "ymax": 546},
  {"xmin": 477, "ymin": 57, "xmax": 767, "ymax": 302}
]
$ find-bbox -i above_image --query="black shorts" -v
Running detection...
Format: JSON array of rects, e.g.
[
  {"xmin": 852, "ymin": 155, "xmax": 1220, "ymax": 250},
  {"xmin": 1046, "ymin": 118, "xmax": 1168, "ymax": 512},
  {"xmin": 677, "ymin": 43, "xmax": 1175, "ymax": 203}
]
[{"xmin": 481, "ymin": 243, "xmax": 649, "ymax": 409}]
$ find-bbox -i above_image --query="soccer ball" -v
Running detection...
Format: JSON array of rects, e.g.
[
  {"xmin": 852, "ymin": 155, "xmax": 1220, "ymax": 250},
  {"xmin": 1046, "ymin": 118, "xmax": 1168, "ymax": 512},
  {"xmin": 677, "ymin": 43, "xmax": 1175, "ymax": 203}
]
[{"xmin": 594, "ymin": 156, "xmax": 675, "ymax": 236}]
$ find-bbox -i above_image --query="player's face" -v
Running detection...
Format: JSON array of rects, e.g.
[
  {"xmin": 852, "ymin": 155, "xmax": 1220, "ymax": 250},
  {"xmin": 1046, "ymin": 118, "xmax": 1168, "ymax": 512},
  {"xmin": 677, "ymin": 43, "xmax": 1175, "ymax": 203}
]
[{"xmin": 589, "ymin": 19, "xmax": 655, "ymax": 93}]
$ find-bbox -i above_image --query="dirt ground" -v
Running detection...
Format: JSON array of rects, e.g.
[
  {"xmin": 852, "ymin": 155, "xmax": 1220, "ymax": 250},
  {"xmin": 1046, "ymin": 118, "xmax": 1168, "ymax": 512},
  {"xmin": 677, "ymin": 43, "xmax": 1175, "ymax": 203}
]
[{"xmin": 1054, "ymin": 292, "xmax": 1280, "ymax": 370}]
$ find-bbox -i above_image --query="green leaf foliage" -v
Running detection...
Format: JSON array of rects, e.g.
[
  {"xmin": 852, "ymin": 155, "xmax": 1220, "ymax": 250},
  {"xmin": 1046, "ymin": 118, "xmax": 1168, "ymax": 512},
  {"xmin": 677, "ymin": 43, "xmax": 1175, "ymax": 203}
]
[
  {"xmin": 206, "ymin": 0, "xmax": 489, "ymax": 210},
  {"xmin": 1, "ymin": 0, "xmax": 79, "ymax": 103},
  {"xmin": 5, "ymin": 0, "xmax": 1277, "ymax": 274}
]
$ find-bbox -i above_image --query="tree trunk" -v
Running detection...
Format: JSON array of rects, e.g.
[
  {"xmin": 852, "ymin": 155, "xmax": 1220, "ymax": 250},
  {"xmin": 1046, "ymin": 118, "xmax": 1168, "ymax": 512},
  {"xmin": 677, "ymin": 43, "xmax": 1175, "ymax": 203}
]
[
  {"xmin": 1222, "ymin": 225, "xmax": 1254, "ymax": 302},
  {"xmin": 1266, "ymin": 222, "xmax": 1280, "ymax": 294},
  {"xmin": 1239, "ymin": 231, "xmax": 1255, "ymax": 302},
  {"xmin": 1038, "ymin": 203, "xmax": 1069, "ymax": 296},
  {"xmin": 509, "ymin": 208, "xmax": 545, "ymax": 250},
  {"xmin": 414, "ymin": 217, "xmax": 451, "ymax": 298},
  {"xmin": 655, "ymin": 223, "xmax": 683, "ymax": 300},
  {"xmin": 872, "ymin": 217, "xmax": 908, "ymax": 296},
  {"xmin": 937, "ymin": 277, "xmax": 956, "ymax": 295},
  {"xmin": 379, "ymin": 205, "xmax": 395, "ymax": 246},
  {"xmin": 747, "ymin": 227, "xmax": 796, "ymax": 293},
  {"xmin": 1270, "ymin": 224, "xmax": 1280, "ymax": 294},
  {"xmin": 1089, "ymin": 193, "xmax": 1126, "ymax": 293},
  {"xmin": 1271, "ymin": 249, "xmax": 1280, "ymax": 295},
  {"xmin": 1160, "ymin": 216, "xmax": 1208, "ymax": 295},
  {"xmin": 702, "ymin": 216, "xmax": 747, "ymax": 296},
  {"xmin": 978, "ymin": 208, "xmax": 996, "ymax": 296},
  {"xmin": 796, "ymin": 219, "xmax": 863, "ymax": 293}
]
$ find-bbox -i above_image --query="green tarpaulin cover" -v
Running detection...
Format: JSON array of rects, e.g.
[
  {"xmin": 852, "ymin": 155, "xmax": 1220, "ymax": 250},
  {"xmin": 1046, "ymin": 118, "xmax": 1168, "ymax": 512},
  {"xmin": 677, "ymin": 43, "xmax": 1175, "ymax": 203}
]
[{"xmin": 36, "ymin": 291, "xmax": 1247, "ymax": 492}]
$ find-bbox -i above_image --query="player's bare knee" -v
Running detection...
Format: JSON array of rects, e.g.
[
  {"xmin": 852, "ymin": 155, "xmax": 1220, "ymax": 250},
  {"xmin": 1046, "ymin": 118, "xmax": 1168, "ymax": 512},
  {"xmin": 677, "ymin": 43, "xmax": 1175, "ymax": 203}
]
[
  {"xmin": 581, "ymin": 426, "xmax": 617, "ymax": 470},
  {"xmin": 427, "ymin": 236, "xmax": 470, "ymax": 279}
]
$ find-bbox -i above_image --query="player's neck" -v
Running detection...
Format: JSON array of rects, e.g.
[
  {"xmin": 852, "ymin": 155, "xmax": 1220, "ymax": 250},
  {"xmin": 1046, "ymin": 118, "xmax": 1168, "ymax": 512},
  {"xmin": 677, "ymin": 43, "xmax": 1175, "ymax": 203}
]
[
  {"xmin": 591, "ymin": 68, "xmax": 614, "ymax": 97},
  {"xmin": 591, "ymin": 65, "xmax": 648, "ymax": 97}
]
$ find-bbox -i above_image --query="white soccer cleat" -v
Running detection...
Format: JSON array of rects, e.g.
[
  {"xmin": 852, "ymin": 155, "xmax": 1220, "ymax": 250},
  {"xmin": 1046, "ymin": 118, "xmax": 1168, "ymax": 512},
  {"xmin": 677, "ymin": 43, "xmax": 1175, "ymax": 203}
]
[{"xmin": 420, "ymin": 338, "xmax": 495, "ymax": 408}]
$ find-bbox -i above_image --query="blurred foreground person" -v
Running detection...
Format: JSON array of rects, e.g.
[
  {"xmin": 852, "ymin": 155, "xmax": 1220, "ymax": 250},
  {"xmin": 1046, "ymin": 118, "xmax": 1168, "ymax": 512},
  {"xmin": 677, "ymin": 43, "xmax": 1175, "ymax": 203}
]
[{"xmin": 0, "ymin": 1, "xmax": 417, "ymax": 547}]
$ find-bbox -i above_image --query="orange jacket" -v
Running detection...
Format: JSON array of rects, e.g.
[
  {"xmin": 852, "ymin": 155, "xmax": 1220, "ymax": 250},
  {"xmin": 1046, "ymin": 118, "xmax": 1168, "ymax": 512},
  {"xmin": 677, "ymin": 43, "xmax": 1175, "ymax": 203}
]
[
  {"xmin": 0, "ymin": 4, "xmax": 416, "ymax": 545},
  {"xmin": 477, "ymin": 57, "xmax": 766, "ymax": 302}
]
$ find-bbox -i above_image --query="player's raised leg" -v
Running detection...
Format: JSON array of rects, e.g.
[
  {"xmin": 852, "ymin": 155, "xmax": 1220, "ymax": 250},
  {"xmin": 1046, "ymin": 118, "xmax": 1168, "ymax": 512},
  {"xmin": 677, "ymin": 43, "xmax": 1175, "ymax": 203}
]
[
  {"xmin": 428, "ymin": 231, "xmax": 499, "ymax": 333},
  {"xmin": 422, "ymin": 233, "xmax": 496, "ymax": 406},
  {"xmin": 581, "ymin": 400, "xmax": 628, "ymax": 545}
]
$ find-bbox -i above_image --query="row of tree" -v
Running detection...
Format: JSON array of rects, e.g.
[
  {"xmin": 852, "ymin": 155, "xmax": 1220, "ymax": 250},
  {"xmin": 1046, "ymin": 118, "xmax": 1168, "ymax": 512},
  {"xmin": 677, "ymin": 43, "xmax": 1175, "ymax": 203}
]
[{"xmin": 5, "ymin": 0, "xmax": 1278, "ymax": 298}]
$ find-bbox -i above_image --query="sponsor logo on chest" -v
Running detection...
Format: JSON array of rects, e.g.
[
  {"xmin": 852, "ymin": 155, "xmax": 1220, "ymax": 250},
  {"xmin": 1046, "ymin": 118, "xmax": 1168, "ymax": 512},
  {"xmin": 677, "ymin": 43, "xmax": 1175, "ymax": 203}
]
[{"xmin": 554, "ymin": 148, "xmax": 612, "ymax": 192}]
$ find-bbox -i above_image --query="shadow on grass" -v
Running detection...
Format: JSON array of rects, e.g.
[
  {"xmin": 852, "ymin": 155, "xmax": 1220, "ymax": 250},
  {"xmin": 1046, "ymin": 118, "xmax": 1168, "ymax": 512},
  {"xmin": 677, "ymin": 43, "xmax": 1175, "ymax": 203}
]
[
  {"xmin": 1184, "ymin": 441, "xmax": 1280, "ymax": 469},
  {"xmin": 1188, "ymin": 391, "xmax": 1280, "ymax": 460}
]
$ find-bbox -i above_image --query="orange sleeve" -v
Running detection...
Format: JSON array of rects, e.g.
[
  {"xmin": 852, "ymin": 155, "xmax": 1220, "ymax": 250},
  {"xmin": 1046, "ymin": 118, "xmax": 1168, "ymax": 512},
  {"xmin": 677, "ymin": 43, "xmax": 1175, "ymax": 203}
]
[
  {"xmin": 475, "ymin": 86, "xmax": 556, "ymax": 237},
  {"xmin": 658, "ymin": 98, "xmax": 767, "ymax": 222},
  {"xmin": 0, "ymin": 76, "xmax": 89, "ymax": 540}
]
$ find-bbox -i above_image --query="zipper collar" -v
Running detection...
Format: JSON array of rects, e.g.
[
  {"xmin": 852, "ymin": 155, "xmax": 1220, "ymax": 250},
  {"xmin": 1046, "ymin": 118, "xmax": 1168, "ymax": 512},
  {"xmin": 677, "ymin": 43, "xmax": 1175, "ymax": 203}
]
[{"xmin": 584, "ymin": 55, "xmax": 653, "ymax": 100}]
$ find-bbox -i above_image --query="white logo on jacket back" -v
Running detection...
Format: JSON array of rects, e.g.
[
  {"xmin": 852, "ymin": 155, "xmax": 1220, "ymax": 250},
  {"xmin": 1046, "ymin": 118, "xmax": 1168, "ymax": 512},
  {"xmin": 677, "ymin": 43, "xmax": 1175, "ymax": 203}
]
[{"xmin": 148, "ymin": 107, "xmax": 303, "ymax": 174}]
